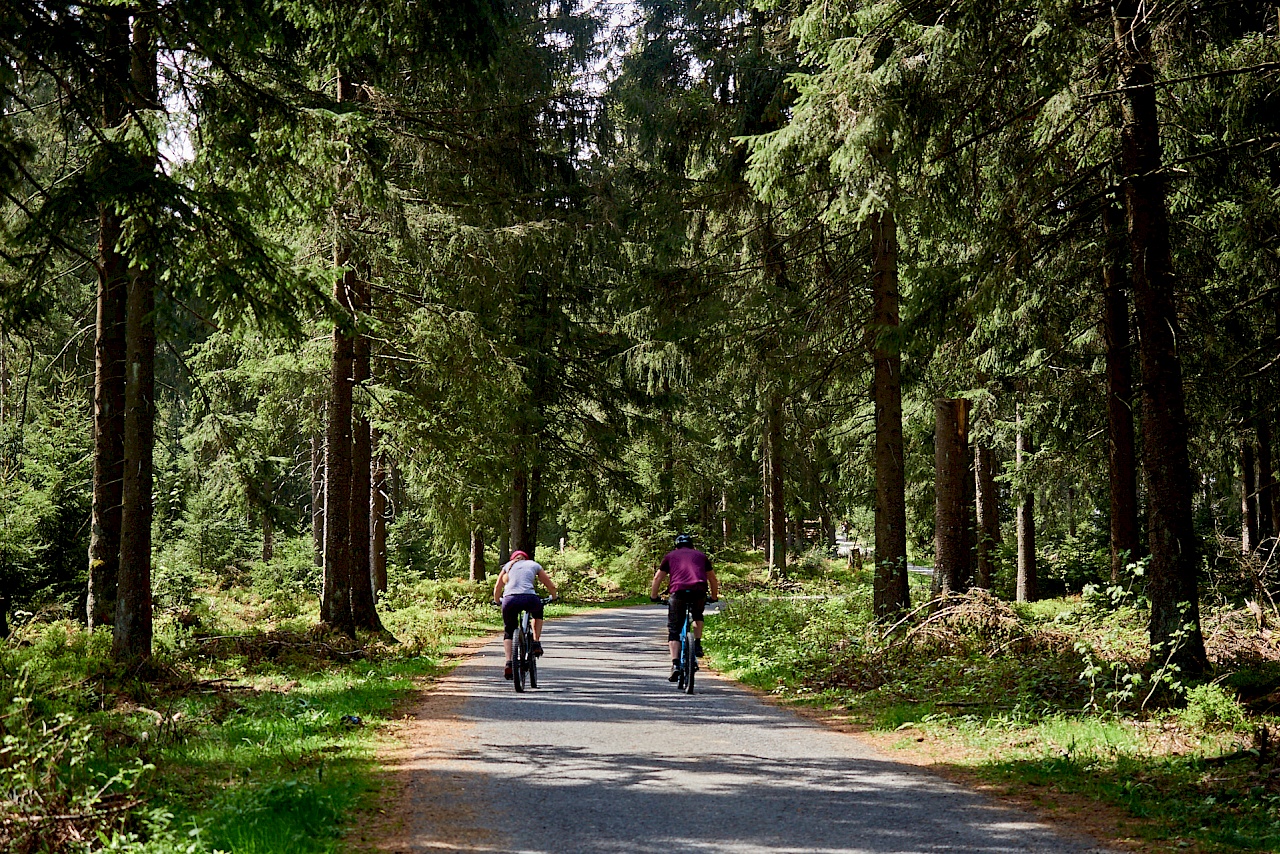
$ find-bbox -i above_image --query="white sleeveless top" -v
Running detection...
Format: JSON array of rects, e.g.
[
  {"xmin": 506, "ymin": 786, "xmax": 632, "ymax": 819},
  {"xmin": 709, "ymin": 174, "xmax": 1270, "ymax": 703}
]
[{"xmin": 502, "ymin": 559, "xmax": 541, "ymax": 596}]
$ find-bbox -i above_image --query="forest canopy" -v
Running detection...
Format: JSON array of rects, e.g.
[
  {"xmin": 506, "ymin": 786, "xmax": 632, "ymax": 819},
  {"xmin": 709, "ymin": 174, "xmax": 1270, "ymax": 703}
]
[{"xmin": 2, "ymin": 0, "xmax": 1280, "ymax": 676}]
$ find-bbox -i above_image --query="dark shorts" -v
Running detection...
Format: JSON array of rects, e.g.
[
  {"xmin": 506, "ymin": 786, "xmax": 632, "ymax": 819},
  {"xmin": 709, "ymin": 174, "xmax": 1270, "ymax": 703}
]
[
  {"xmin": 502, "ymin": 593, "xmax": 544, "ymax": 638},
  {"xmin": 667, "ymin": 584, "xmax": 708, "ymax": 641}
]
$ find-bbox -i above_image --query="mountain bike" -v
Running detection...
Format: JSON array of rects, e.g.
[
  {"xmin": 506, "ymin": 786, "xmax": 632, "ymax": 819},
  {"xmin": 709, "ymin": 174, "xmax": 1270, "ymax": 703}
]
[
  {"xmin": 675, "ymin": 605, "xmax": 697, "ymax": 694},
  {"xmin": 659, "ymin": 594, "xmax": 716, "ymax": 694},
  {"xmin": 511, "ymin": 595, "xmax": 554, "ymax": 693}
]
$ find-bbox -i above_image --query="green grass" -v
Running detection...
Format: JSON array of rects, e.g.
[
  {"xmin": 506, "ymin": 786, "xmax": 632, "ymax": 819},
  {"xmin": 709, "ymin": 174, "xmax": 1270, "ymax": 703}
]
[
  {"xmin": 1, "ymin": 582, "xmax": 502, "ymax": 854},
  {"xmin": 1, "ymin": 550, "xmax": 643, "ymax": 854},
  {"xmin": 703, "ymin": 553, "xmax": 1280, "ymax": 853}
]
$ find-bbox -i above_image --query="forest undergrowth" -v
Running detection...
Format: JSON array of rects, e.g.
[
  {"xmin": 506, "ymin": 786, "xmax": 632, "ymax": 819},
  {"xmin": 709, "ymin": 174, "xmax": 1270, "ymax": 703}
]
[
  {"xmin": 706, "ymin": 553, "xmax": 1280, "ymax": 853},
  {"xmin": 1, "ymin": 569, "xmax": 501, "ymax": 853},
  {"xmin": 0, "ymin": 541, "xmax": 648, "ymax": 854}
]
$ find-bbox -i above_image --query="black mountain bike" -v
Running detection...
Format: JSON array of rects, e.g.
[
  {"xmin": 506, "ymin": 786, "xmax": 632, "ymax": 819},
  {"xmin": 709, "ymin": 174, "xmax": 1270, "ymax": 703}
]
[{"xmin": 511, "ymin": 596, "xmax": 554, "ymax": 693}]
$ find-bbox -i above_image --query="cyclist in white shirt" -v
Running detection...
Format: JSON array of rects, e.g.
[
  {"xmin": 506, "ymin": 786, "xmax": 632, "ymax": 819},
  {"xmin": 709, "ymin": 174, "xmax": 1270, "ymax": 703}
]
[{"xmin": 493, "ymin": 550, "xmax": 558, "ymax": 680}]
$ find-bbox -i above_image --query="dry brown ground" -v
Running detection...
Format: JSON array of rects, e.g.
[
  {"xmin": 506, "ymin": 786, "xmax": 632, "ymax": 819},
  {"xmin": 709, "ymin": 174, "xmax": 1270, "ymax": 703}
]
[{"xmin": 351, "ymin": 636, "xmax": 501, "ymax": 854}]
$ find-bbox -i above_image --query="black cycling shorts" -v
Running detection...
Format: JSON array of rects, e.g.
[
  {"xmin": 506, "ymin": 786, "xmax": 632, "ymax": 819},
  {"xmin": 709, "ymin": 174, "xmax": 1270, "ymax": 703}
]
[
  {"xmin": 502, "ymin": 593, "xmax": 544, "ymax": 638},
  {"xmin": 667, "ymin": 585, "xmax": 708, "ymax": 641}
]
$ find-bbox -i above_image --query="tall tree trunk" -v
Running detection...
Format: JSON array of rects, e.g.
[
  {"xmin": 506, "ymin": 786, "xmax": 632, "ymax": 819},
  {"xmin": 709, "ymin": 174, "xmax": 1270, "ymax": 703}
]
[
  {"xmin": 761, "ymin": 436, "xmax": 771, "ymax": 564},
  {"xmin": 722, "ymin": 490, "xmax": 730, "ymax": 547},
  {"xmin": 87, "ymin": 7, "xmax": 131, "ymax": 630},
  {"xmin": 499, "ymin": 527, "xmax": 510, "ymax": 565},
  {"xmin": 933, "ymin": 398, "xmax": 970, "ymax": 596},
  {"xmin": 526, "ymin": 464, "xmax": 542, "ymax": 560},
  {"xmin": 1242, "ymin": 440, "xmax": 1259, "ymax": 553},
  {"xmin": 322, "ymin": 266, "xmax": 355, "ymax": 636},
  {"xmin": 1016, "ymin": 408, "xmax": 1037, "ymax": 603},
  {"xmin": 766, "ymin": 391, "xmax": 786, "ymax": 577},
  {"xmin": 1103, "ymin": 201, "xmax": 1140, "ymax": 582},
  {"xmin": 510, "ymin": 468, "xmax": 528, "ymax": 555},
  {"xmin": 370, "ymin": 431, "xmax": 388, "ymax": 595},
  {"xmin": 1258, "ymin": 419, "xmax": 1274, "ymax": 546},
  {"xmin": 112, "ymin": 16, "xmax": 158, "ymax": 663},
  {"xmin": 321, "ymin": 68, "xmax": 358, "ymax": 638},
  {"xmin": 470, "ymin": 503, "xmax": 485, "ymax": 583},
  {"xmin": 311, "ymin": 406, "xmax": 324, "ymax": 567},
  {"xmin": 262, "ymin": 515, "xmax": 274, "ymax": 563},
  {"xmin": 349, "ymin": 276, "xmax": 382, "ymax": 633},
  {"xmin": 871, "ymin": 210, "xmax": 909, "ymax": 616},
  {"xmin": 974, "ymin": 443, "xmax": 1001, "ymax": 589},
  {"xmin": 1115, "ymin": 3, "xmax": 1206, "ymax": 671}
]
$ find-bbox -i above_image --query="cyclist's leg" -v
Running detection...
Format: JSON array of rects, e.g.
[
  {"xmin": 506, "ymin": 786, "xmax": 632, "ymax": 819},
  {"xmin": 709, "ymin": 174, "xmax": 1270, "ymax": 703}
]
[
  {"xmin": 687, "ymin": 585, "xmax": 708, "ymax": 634},
  {"xmin": 500, "ymin": 597, "xmax": 521, "ymax": 665},
  {"xmin": 668, "ymin": 592, "xmax": 687, "ymax": 659}
]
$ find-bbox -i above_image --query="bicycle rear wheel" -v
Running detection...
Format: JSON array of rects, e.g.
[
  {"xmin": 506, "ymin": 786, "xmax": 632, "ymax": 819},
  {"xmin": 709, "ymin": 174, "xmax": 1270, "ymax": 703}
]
[
  {"xmin": 682, "ymin": 622, "xmax": 696, "ymax": 694},
  {"xmin": 513, "ymin": 622, "xmax": 527, "ymax": 693}
]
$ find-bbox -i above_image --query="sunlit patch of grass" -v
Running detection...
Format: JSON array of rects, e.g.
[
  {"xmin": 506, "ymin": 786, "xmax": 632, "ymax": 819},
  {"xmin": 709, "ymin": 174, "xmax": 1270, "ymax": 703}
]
[{"xmin": 706, "ymin": 584, "xmax": 1280, "ymax": 852}]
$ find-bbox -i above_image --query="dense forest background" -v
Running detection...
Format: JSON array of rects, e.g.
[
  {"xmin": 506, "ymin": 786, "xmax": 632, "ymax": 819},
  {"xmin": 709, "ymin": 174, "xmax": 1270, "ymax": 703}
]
[{"xmin": 3, "ymin": 0, "xmax": 1280, "ymax": 672}]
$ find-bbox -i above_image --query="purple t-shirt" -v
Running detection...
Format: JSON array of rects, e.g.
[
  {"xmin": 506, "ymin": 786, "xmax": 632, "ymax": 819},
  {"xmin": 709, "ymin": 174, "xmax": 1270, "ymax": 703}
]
[{"xmin": 660, "ymin": 548, "xmax": 711, "ymax": 592}]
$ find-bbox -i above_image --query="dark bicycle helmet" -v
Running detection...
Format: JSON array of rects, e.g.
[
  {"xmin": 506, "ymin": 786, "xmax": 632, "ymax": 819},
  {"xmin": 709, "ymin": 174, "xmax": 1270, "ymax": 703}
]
[{"xmin": 674, "ymin": 533, "xmax": 693, "ymax": 548}]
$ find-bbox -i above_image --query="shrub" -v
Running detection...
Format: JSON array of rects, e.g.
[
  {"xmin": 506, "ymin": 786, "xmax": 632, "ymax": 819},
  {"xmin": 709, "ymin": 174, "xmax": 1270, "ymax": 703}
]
[{"xmin": 1180, "ymin": 683, "xmax": 1247, "ymax": 732}]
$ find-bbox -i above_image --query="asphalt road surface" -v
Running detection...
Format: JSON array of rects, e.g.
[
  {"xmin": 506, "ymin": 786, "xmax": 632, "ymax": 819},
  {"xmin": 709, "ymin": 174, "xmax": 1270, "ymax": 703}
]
[{"xmin": 390, "ymin": 605, "xmax": 1114, "ymax": 854}]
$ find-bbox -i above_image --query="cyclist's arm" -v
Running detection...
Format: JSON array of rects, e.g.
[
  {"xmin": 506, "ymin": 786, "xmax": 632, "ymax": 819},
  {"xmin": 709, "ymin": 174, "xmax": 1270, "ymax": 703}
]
[
  {"xmin": 706, "ymin": 568, "xmax": 719, "ymax": 601},
  {"xmin": 650, "ymin": 568, "xmax": 668, "ymax": 600},
  {"xmin": 493, "ymin": 572, "xmax": 506, "ymax": 603},
  {"xmin": 535, "ymin": 568, "xmax": 558, "ymax": 598}
]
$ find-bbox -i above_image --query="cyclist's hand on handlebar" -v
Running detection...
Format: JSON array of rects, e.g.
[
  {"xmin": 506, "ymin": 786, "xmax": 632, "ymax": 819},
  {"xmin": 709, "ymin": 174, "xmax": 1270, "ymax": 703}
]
[
  {"xmin": 708, "ymin": 597, "xmax": 719, "ymax": 604},
  {"xmin": 650, "ymin": 596, "xmax": 661, "ymax": 603}
]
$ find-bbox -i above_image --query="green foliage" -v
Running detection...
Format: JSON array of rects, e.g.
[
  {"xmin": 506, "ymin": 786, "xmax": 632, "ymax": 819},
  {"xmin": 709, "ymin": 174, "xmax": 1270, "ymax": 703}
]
[{"xmin": 1181, "ymin": 684, "xmax": 1249, "ymax": 732}]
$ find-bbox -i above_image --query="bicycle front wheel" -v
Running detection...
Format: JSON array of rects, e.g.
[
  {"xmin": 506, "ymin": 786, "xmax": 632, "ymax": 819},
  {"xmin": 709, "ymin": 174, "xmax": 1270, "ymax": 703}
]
[
  {"xmin": 513, "ymin": 624, "xmax": 527, "ymax": 693},
  {"xmin": 682, "ymin": 627, "xmax": 696, "ymax": 694}
]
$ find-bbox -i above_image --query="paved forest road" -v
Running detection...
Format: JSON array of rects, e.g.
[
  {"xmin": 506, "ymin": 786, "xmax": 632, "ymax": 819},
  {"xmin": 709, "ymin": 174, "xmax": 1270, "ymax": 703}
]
[{"xmin": 386, "ymin": 606, "xmax": 1114, "ymax": 854}]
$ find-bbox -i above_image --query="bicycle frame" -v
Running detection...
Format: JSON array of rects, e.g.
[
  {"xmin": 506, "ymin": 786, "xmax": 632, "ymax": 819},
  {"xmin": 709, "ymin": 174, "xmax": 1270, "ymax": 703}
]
[{"xmin": 676, "ymin": 605, "xmax": 696, "ymax": 694}]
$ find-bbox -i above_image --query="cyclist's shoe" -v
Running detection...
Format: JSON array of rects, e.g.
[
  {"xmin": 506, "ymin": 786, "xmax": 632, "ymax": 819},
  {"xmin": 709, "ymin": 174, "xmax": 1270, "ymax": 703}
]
[
  {"xmin": 504, "ymin": 661, "xmax": 513, "ymax": 680},
  {"xmin": 669, "ymin": 662, "xmax": 681, "ymax": 682},
  {"xmin": 532, "ymin": 641, "xmax": 543, "ymax": 657},
  {"xmin": 694, "ymin": 639, "xmax": 704, "ymax": 658}
]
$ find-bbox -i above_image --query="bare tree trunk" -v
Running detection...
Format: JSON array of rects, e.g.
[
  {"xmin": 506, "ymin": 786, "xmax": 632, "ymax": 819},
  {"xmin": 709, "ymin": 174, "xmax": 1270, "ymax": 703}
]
[
  {"xmin": 761, "ymin": 437, "xmax": 771, "ymax": 565},
  {"xmin": 933, "ymin": 399, "xmax": 970, "ymax": 596},
  {"xmin": 871, "ymin": 210, "xmax": 909, "ymax": 616},
  {"xmin": 112, "ymin": 16, "xmax": 157, "ymax": 663},
  {"xmin": 349, "ymin": 276, "xmax": 382, "ymax": 633},
  {"xmin": 1258, "ymin": 419, "xmax": 1274, "ymax": 546},
  {"xmin": 1115, "ymin": 2, "xmax": 1206, "ymax": 672},
  {"xmin": 469, "ymin": 503, "xmax": 485, "ymax": 583},
  {"xmin": 527, "ymin": 464, "xmax": 542, "ymax": 561},
  {"xmin": 262, "ymin": 515, "xmax": 274, "ymax": 563},
  {"xmin": 1104, "ymin": 198, "xmax": 1141, "ymax": 582},
  {"xmin": 974, "ymin": 443, "xmax": 1001, "ymax": 589},
  {"xmin": 1016, "ymin": 409, "xmax": 1037, "ymax": 603},
  {"xmin": 87, "ymin": 7, "xmax": 130, "ymax": 631},
  {"xmin": 722, "ymin": 490, "xmax": 730, "ymax": 547},
  {"xmin": 767, "ymin": 391, "xmax": 786, "ymax": 577},
  {"xmin": 321, "ymin": 69, "xmax": 360, "ymax": 638},
  {"xmin": 370, "ymin": 432, "xmax": 387, "ymax": 595},
  {"xmin": 499, "ymin": 527, "xmax": 510, "ymax": 565},
  {"xmin": 510, "ymin": 468, "xmax": 528, "ymax": 555},
  {"xmin": 311, "ymin": 407, "xmax": 324, "ymax": 568},
  {"xmin": 1243, "ymin": 440, "xmax": 1259, "ymax": 553}
]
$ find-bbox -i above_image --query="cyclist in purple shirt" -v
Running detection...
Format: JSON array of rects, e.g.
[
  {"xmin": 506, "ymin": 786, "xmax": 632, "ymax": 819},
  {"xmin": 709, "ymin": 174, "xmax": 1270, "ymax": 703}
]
[{"xmin": 650, "ymin": 533, "xmax": 719, "ymax": 682}]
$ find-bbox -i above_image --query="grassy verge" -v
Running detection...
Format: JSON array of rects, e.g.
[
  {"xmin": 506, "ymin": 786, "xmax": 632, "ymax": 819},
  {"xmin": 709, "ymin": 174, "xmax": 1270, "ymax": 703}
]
[
  {"xmin": 1, "ymin": 570, "xmax": 605, "ymax": 854},
  {"xmin": 704, "ymin": 553, "xmax": 1280, "ymax": 853}
]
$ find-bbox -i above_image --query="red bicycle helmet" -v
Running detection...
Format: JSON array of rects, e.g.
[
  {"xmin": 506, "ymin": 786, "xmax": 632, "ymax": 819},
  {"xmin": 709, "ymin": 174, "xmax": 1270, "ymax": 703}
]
[{"xmin": 510, "ymin": 550, "xmax": 530, "ymax": 562}]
